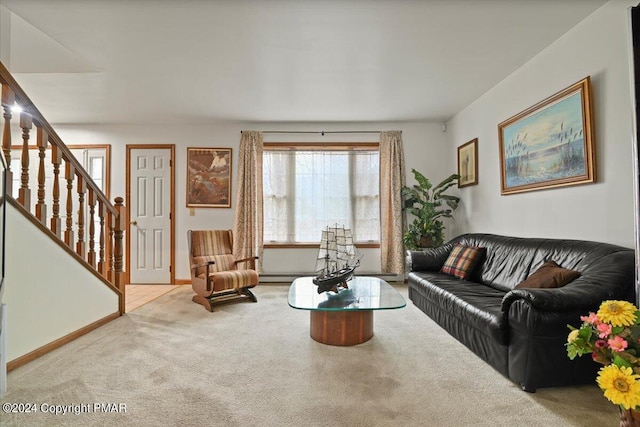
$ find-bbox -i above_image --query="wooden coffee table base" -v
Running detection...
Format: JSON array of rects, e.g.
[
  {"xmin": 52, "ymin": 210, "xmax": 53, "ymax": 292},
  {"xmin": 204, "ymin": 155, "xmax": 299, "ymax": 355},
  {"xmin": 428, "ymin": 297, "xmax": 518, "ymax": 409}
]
[{"xmin": 310, "ymin": 310, "xmax": 374, "ymax": 346}]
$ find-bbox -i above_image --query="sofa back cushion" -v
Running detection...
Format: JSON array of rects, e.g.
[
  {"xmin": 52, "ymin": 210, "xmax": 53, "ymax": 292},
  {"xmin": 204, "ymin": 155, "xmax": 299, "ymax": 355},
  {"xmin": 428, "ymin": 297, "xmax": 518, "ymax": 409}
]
[{"xmin": 447, "ymin": 233, "xmax": 633, "ymax": 293}]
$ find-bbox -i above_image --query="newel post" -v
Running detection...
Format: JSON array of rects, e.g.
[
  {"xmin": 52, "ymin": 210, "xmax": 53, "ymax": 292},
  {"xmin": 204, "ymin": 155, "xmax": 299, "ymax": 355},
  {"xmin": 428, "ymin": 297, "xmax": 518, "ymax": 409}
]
[{"xmin": 114, "ymin": 196, "xmax": 126, "ymax": 314}]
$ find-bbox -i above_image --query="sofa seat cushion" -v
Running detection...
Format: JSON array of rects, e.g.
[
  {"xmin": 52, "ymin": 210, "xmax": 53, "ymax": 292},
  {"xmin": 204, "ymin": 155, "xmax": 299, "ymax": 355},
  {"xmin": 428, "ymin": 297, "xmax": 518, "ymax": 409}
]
[{"xmin": 410, "ymin": 272, "xmax": 509, "ymax": 344}]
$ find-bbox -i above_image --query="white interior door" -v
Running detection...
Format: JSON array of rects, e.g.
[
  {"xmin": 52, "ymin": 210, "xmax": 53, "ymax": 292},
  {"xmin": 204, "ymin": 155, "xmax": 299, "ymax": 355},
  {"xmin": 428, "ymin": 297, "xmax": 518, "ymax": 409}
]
[{"xmin": 129, "ymin": 148, "xmax": 172, "ymax": 284}]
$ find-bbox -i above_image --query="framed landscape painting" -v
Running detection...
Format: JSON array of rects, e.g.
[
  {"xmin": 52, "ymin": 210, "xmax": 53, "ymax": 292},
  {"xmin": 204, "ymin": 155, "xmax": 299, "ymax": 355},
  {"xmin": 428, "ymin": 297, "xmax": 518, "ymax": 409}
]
[
  {"xmin": 186, "ymin": 147, "xmax": 232, "ymax": 208},
  {"xmin": 458, "ymin": 138, "xmax": 478, "ymax": 187},
  {"xmin": 498, "ymin": 77, "xmax": 595, "ymax": 195}
]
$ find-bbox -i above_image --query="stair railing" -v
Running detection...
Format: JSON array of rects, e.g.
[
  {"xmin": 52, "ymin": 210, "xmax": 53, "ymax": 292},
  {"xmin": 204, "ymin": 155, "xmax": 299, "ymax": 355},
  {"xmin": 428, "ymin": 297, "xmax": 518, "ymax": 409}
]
[{"xmin": 0, "ymin": 61, "xmax": 125, "ymax": 314}]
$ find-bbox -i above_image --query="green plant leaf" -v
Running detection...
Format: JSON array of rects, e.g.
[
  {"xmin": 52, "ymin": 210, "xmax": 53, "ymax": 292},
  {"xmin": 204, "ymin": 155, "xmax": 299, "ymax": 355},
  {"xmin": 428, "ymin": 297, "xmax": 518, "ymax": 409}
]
[
  {"xmin": 401, "ymin": 169, "xmax": 459, "ymax": 248},
  {"xmin": 614, "ymin": 354, "xmax": 634, "ymax": 369},
  {"xmin": 411, "ymin": 169, "xmax": 432, "ymax": 192}
]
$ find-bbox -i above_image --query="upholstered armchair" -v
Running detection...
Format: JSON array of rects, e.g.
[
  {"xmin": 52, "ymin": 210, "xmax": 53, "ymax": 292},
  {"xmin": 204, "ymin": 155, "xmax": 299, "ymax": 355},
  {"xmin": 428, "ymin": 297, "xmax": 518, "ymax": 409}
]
[{"xmin": 187, "ymin": 229, "xmax": 259, "ymax": 312}]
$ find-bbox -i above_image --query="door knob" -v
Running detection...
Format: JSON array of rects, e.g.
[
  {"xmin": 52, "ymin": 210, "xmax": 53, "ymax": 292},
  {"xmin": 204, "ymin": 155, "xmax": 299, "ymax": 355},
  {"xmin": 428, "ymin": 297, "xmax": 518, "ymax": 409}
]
[{"xmin": 130, "ymin": 220, "xmax": 137, "ymax": 226}]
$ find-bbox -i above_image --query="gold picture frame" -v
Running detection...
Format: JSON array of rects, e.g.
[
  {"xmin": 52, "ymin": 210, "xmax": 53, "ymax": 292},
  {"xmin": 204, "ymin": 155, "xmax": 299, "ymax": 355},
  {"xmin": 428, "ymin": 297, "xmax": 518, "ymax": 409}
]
[
  {"xmin": 458, "ymin": 138, "xmax": 478, "ymax": 188},
  {"xmin": 498, "ymin": 77, "xmax": 595, "ymax": 195},
  {"xmin": 186, "ymin": 147, "xmax": 232, "ymax": 208}
]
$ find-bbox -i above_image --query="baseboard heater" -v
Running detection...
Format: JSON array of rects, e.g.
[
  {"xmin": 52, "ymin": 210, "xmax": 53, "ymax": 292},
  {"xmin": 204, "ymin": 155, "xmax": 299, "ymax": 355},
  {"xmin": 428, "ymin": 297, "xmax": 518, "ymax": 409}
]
[{"xmin": 259, "ymin": 272, "xmax": 403, "ymax": 283}]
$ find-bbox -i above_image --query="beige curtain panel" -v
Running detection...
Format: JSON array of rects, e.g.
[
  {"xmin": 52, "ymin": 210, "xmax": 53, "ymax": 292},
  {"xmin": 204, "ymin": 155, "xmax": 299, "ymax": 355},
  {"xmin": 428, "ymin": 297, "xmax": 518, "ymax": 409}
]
[
  {"xmin": 233, "ymin": 131, "xmax": 264, "ymax": 272},
  {"xmin": 379, "ymin": 130, "xmax": 406, "ymax": 274}
]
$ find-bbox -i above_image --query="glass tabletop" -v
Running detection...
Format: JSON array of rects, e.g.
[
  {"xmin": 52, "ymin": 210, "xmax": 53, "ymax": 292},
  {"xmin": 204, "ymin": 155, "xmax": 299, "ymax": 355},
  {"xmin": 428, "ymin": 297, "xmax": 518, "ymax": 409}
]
[{"xmin": 288, "ymin": 276, "xmax": 406, "ymax": 311}]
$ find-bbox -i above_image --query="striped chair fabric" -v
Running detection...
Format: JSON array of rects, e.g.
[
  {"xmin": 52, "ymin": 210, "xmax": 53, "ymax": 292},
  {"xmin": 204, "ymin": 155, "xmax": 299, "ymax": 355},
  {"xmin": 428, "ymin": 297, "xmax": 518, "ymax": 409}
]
[{"xmin": 189, "ymin": 230, "xmax": 259, "ymax": 293}]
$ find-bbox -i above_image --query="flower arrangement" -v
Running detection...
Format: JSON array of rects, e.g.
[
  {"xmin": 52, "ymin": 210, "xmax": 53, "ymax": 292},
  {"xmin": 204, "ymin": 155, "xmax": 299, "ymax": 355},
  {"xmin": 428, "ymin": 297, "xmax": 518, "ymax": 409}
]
[{"xmin": 567, "ymin": 300, "xmax": 640, "ymax": 410}]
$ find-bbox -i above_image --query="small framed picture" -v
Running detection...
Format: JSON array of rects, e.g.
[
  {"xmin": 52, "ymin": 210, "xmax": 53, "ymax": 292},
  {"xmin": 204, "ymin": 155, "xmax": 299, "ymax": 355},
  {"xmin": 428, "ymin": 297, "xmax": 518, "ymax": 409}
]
[
  {"xmin": 458, "ymin": 138, "xmax": 478, "ymax": 188},
  {"xmin": 186, "ymin": 147, "xmax": 232, "ymax": 208}
]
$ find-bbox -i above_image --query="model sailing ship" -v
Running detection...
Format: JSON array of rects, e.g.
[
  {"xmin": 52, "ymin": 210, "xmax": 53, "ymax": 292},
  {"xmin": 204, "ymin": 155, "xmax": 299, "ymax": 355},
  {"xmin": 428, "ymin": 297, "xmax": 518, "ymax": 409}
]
[{"xmin": 313, "ymin": 225, "xmax": 361, "ymax": 294}]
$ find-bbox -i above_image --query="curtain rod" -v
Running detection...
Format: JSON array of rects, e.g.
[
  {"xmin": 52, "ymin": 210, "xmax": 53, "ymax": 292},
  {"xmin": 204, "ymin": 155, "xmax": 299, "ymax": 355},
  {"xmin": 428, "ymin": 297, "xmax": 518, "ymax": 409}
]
[{"xmin": 241, "ymin": 130, "xmax": 401, "ymax": 135}]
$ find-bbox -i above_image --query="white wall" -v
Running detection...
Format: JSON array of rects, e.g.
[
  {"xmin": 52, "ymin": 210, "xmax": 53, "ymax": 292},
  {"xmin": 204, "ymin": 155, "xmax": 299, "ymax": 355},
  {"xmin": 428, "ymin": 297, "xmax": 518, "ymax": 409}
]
[
  {"xmin": 4, "ymin": 203, "xmax": 119, "ymax": 362},
  {"xmin": 53, "ymin": 121, "xmax": 450, "ymax": 281},
  {"xmin": 446, "ymin": 0, "xmax": 636, "ymax": 249},
  {"xmin": 0, "ymin": 5, "xmax": 10, "ymax": 67}
]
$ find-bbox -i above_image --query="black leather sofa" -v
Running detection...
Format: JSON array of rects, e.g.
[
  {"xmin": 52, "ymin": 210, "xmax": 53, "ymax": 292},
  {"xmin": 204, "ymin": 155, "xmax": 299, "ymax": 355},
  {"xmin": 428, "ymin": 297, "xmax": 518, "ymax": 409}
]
[{"xmin": 406, "ymin": 233, "xmax": 636, "ymax": 392}]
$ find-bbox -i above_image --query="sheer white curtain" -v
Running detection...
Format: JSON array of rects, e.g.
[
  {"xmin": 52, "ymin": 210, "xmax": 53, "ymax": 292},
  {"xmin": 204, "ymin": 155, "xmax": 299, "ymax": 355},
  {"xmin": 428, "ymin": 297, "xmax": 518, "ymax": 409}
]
[
  {"xmin": 233, "ymin": 131, "xmax": 263, "ymax": 271},
  {"xmin": 263, "ymin": 148, "xmax": 379, "ymax": 243},
  {"xmin": 263, "ymin": 150, "xmax": 290, "ymax": 241},
  {"xmin": 379, "ymin": 131, "xmax": 405, "ymax": 274}
]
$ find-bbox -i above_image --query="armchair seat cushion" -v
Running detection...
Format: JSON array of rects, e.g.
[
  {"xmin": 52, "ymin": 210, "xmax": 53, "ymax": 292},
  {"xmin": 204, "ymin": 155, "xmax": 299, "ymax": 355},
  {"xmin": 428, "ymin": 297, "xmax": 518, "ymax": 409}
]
[
  {"xmin": 193, "ymin": 254, "xmax": 235, "ymax": 275},
  {"xmin": 202, "ymin": 270, "xmax": 259, "ymax": 292}
]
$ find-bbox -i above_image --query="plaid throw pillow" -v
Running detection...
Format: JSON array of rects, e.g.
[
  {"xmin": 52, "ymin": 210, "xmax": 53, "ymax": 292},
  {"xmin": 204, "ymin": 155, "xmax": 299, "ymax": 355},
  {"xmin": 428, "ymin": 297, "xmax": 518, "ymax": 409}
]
[{"xmin": 440, "ymin": 244, "xmax": 485, "ymax": 280}]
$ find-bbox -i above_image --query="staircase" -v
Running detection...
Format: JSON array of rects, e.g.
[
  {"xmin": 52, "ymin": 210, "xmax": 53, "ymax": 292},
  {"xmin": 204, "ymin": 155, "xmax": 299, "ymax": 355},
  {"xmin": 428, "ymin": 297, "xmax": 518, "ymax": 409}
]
[{"xmin": 0, "ymin": 61, "xmax": 125, "ymax": 375}]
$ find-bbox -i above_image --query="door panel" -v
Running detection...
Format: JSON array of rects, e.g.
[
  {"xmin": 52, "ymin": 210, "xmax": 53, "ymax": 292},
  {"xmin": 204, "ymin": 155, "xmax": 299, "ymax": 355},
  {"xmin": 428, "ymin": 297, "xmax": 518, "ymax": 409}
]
[{"xmin": 129, "ymin": 148, "xmax": 172, "ymax": 284}]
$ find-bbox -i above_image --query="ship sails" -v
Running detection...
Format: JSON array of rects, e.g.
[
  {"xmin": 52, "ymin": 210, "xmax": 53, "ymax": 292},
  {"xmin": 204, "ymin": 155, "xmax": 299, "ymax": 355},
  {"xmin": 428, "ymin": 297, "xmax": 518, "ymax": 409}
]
[{"xmin": 313, "ymin": 225, "xmax": 361, "ymax": 292}]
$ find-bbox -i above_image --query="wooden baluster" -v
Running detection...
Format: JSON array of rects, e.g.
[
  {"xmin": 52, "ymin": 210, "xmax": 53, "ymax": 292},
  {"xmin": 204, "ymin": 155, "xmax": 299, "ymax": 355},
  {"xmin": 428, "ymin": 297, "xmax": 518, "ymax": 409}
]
[
  {"xmin": 87, "ymin": 188, "xmax": 96, "ymax": 267},
  {"xmin": 35, "ymin": 128, "xmax": 48, "ymax": 224},
  {"xmin": 1, "ymin": 85, "xmax": 14, "ymax": 195},
  {"xmin": 109, "ymin": 209, "xmax": 115, "ymax": 282},
  {"xmin": 98, "ymin": 199, "xmax": 106, "ymax": 276},
  {"xmin": 18, "ymin": 111, "xmax": 32, "ymax": 209},
  {"xmin": 76, "ymin": 174, "xmax": 86, "ymax": 258},
  {"xmin": 64, "ymin": 160, "xmax": 75, "ymax": 248},
  {"xmin": 50, "ymin": 145, "xmax": 62, "ymax": 237},
  {"xmin": 113, "ymin": 197, "xmax": 125, "ymax": 315}
]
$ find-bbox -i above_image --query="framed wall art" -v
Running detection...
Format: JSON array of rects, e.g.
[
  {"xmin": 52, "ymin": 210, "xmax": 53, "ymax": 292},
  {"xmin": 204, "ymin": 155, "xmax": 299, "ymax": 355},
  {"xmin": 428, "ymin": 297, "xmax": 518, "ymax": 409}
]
[
  {"xmin": 186, "ymin": 147, "xmax": 232, "ymax": 208},
  {"xmin": 457, "ymin": 138, "xmax": 478, "ymax": 187},
  {"xmin": 498, "ymin": 76, "xmax": 595, "ymax": 195}
]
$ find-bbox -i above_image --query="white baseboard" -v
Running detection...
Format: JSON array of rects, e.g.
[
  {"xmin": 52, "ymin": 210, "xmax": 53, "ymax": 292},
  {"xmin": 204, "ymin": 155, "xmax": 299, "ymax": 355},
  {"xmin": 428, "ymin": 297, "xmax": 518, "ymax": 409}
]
[{"xmin": 259, "ymin": 272, "xmax": 403, "ymax": 283}]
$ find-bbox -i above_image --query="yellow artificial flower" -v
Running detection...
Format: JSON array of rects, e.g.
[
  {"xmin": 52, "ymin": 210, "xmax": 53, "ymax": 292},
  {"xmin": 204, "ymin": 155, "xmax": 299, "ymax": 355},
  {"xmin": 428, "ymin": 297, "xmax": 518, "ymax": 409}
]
[
  {"xmin": 597, "ymin": 300, "xmax": 638, "ymax": 327},
  {"xmin": 597, "ymin": 365, "xmax": 640, "ymax": 410},
  {"xmin": 567, "ymin": 329, "xmax": 580, "ymax": 343}
]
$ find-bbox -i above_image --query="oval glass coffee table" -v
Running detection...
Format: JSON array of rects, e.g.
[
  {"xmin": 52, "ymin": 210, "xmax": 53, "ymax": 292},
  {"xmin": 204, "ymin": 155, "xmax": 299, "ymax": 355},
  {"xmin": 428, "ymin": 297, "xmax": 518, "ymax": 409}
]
[{"xmin": 288, "ymin": 276, "xmax": 406, "ymax": 346}]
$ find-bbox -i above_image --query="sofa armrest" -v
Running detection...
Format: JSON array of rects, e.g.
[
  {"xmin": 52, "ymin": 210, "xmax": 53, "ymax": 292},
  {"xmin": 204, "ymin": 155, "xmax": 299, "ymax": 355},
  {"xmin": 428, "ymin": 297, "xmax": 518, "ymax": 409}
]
[
  {"xmin": 502, "ymin": 250, "xmax": 636, "ymax": 313},
  {"xmin": 501, "ymin": 278, "xmax": 626, "ymax": 313},
  {"xmin": 406, "ymin": 244, "xmax": 453, "ymax": 272}
]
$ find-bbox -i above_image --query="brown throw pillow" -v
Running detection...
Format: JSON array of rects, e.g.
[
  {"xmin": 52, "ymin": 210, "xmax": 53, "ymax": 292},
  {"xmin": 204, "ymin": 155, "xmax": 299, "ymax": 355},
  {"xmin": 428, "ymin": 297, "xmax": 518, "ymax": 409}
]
[
  {"xmin": 440, "ymin": 244, "xmax": 485, "ymax": 280},
  {"xmin": 515, "ymin": 260, "xmax": 581, "ymax": 289}
]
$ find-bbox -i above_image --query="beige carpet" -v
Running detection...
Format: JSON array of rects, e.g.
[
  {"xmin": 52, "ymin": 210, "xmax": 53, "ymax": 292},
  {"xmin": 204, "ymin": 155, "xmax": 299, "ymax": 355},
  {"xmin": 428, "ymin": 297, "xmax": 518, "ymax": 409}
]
[{"xmin": 1, "ymin": 285, "xmax": 617, "ymax": 426}]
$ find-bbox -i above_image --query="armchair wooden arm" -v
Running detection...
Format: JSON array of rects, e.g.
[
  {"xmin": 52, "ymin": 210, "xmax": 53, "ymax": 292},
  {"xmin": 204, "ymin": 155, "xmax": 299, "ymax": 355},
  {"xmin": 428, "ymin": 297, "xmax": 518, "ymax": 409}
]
[
  {"xmin": 234, "ymin": 256, "xmax": 258, "ymax": 269},
  {"xmin": 190, "ymin": 260, "xmax": 216, "ymax": 292},
  {"xmin": 234, "ymin": 256, "xmax": 258, "ymax": 264},
  {"xmin": 190, "ymin": 260, "xmax": 216, "ymax": 271}
]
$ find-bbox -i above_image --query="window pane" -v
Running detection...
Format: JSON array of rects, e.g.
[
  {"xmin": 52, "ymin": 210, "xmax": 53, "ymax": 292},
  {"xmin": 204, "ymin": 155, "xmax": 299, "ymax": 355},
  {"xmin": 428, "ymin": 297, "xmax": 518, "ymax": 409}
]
[
  {"xmin": 263, "ymin": 151, "xmax": 290, "ymax": 241},
  {"xmin": 263, "ymin": 147, "xmax": 380, "ymax": 243},
  {"xmin": 353, "ymin": 151, "xmax": 380, "ymax": 241},
  {"xmin": 295, "ymin": 152, "xmax": 350, "ymax": 241}
]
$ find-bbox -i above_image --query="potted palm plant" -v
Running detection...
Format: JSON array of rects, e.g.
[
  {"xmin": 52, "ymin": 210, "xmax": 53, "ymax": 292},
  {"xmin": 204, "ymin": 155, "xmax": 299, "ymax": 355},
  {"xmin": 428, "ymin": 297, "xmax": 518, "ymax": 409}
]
[{"xmin": 401, "ymin": 169, "xmax": 460, "ymax": 250}]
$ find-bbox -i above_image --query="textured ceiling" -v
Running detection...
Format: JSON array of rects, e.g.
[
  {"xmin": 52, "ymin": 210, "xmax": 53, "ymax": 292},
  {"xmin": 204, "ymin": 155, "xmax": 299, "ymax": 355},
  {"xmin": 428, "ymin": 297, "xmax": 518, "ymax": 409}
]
[{"xmin": 0, "ymin": 0, "xmax": 609, "ymax": 124}]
